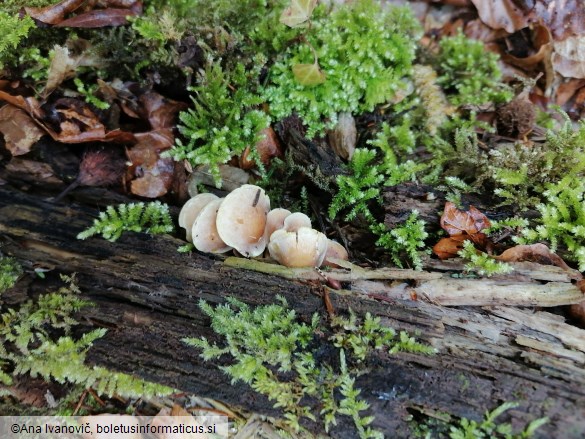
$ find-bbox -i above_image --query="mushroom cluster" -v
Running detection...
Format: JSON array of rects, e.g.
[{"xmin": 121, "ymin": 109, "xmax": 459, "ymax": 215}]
[{"xmin": 179, "ymin": 184, "xmax": 348, "ymax": 267}]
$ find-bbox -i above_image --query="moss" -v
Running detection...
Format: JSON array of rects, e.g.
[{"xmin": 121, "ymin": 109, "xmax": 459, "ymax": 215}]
[
  {"xmin": 436, "ymin": 31, "xmax": 513, "ymax": 106},
  {"xmin": 184, "ymin": 296, "xmax": 434, "ymax": 437},
  {"xmin": 0, "ymin": 256, "xmax": 22, "ymax": 294},
  {"xmin": 0, "ymin": 12, "xmax": 36, "ymax": 70},
  {"xmin": 457, "ymin": 240, "xmax": 513, "ymax": 277},
  {"xmin": 0, "ymin": 275, "xmax": 173, "ymax": 400},
  {"xmin": 165, "ymin": 62, "xmax": 270, "ymax": 186},
  {"xmin": 265, "ymin": 0, "xmax": 422, "ymax": 137},
  {"xmin": 77, "ymin": 202, "xmax": 174, "ymax": 242}
]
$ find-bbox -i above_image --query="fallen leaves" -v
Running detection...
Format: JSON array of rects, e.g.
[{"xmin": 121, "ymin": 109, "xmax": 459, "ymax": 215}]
[
  {"xmin": 0, "ymin": 105, "xmax": 45, "ymax": 156},
  {"xmin": 279, "ymin": 0, "xmax": 317, "ymax": 28},
  {"xmin": 433, "ymin": 202, "xmax": 491, "ymax": 259}
]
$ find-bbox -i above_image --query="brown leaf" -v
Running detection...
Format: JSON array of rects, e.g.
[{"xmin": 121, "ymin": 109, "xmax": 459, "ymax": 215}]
[
  {"xmin": 470, "ymin": 0, "xmax": 529, "ymax": 34},
  {"xmin": 552, "ymin": 35, "xmax": 585, "ymax": 79},
  {"xmin": 138, "ymin": 91, "xmax": 187, "ymax": 130},
  {"xmin": 126, "ymin": 130, "xmax": 175, "ymax": 198},
  {"xmin": 25, "ymin": 0, "xmax": 86, "ymax": 25},
  {"xmin": 495, "ymin": 243, "xmax": 572, "ymax": 270},
  {"xmin": 0, "ymin": 105, "xmax": 45, "ymax": 156},
  {"xmin": 432, "ymin": 235, "xmax": 469, "ymax": 260},
  {"xmin": 55, "ymin": 8, "xmax": 140, "ymax": 28},
  {"xmin": 239, "ymin": 126, "xmax": 283, "ymax": 169},
  {"xmin": 439, "ymin": 201, "xmax": 491, "ymax": 236}
]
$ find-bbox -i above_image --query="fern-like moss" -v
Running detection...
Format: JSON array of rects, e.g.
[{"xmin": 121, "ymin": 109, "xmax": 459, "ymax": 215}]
[
  {"xmin": 184, "ymin": 296, "xmax": 433, "ymax": 436},
  {"xmin": 0, "ymin": 275, "xmax": 174, "ymax": 400},
  {"xmin": 77, "ymin": 202, "xmax": 174, "ymax": 242},
  {"xmin": 458, "ymin": 240, "xmax": 513, "ymax": 277},
  {"xmin": 165, "ymin": 62, "xmax": 270, "ymax": 186},
  {"xmin": 0, "ymin": 256, "xmax": 22, "ymax": 294},
  {"xmin": 0, "ymin": 12, "xmax": 36, "ymax": 69}
]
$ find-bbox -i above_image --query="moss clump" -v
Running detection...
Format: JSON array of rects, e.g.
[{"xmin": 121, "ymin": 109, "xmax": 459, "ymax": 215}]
[
  {"xmin": 0, "ymin": 12, "xmax": 35, "ymax": 69},
  {"xmin": 518, "ymin": 177, "xmax": 585, "ymax": 270},
  {"xmin": 436, "ymin": 31, "xmax": 513, "ymax": 106},
  {"xmin": 185, "ymin": 297, "xmax": 434, "ymax": 437},
  {"xmin": 0, "ymin": 256, "xmax": 22, "ymax": 294},
  {"xmin": 77, "ymin": 202, "xmax": 174, "ymax": 242},
  {"xmin": 265, "ymin": 0, "xmax": 422, "ymax": 137},
  {"xmin": 0, "ymin": 275, "xmax": 173, "ymax": 399},
  {"xmin": 166, "ymin": 62, "xmax": 270, "ymax": 186}
]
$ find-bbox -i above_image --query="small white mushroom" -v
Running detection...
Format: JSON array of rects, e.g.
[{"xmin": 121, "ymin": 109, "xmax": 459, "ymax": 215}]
[
  {"xmin": 264, "ymin": 208, "xmax": 292, "ymax": 242},
  {"xmin": 192, "ymin": 198, "xmax": 232, "ymax": 253},
  {"xmin": 216, "ymin": 184, "xmax": 270, "ymax": 257},
  {"xmin": 323, "ymin": 239, "xmax": 349, "ymax": 267},
  {"xmin": 268, "ymin": 227, "xmax": 328, "ymax": 268},
  {"xmin": 178, "ymin": 193, "xmax": 218, "ymax": 242},
  {"xmin": 283, "ymin": 212, "xmax": 312, "ymax": 232}
]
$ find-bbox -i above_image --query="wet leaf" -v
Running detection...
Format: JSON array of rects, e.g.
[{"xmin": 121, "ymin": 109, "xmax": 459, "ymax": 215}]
[
  {"xmin": 126, "ymin": 130, "xmax": 175, "ymax": 198},
  {"xmin": 138, "ymin": 91, "xmax": 187, "ymax": 130},
  {"xmin": 495, "ymin": 243, "xmax": 572, "ymax": 270},
  {"xmin": 239, "ymin": 126, "xmax": 282, "ymax": 169},
  {"xmin": 292, "ymin": 61, "xmax": 326, "ymax": 86},
  {"xmin": 439, "ymin": 201, "xmax": 491, "ymax": 236},
  {"xmin": 55, "ymin": 8, "xmax": 140, "ymax": 28},
  {"xmin": 433, "ymin": 235, "xmax": 469, "ymax": 259},
  {"xmin": 0, "ymin": 105, "xmax": 45, "ymax": 156},
  {"xmin": 25, "ymin": 0, "xmax": 86, "ymax": 25},
  {"xmin": 279, "ymin": 0, "xmax": 317, "ymax": 28}
]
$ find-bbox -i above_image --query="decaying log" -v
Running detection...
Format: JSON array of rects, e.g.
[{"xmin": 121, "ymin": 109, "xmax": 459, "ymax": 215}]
[{"xmin": 1, "ymin": 184, "xmax": 585, "ymax": 438}]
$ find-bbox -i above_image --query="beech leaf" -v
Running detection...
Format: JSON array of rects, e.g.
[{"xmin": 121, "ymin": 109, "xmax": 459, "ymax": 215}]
[
  {"xmin": 292, "ymin": 62, "xmax": 326, "ymax": 86},
  {"xmin": 439, "ymin": 202, "xmax": 491, "ymax": 236},
  {"xmin": 279, "ymin": 0, "xmax": 317, "ymax": 28},
  {"xmin": 495, "ymin": 243, "xmax": 573, "ymax": 271},
  {"xmin": 0, "ymin": 105, "xmax": 45, "ymax": 156},
  {"xmin": 432, "ymin": 235, "xmax": 469, "ymax": 260}
]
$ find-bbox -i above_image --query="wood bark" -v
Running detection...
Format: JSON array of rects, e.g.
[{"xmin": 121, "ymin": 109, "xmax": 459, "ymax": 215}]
[{"xmin": 1, "ymin": 183, "xmax": 585, "ymax": 438}]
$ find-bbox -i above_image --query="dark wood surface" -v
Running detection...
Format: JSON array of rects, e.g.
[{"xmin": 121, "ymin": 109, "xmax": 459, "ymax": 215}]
[{"xmin": 1, "ymin": 183, "xmax": 584, "ymax": 438}]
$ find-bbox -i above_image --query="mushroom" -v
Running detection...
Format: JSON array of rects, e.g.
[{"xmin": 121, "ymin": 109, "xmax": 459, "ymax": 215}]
[
  {"xmin": 264, "ymin": 208, "xmax": 292, "ymax": 242},
  {"xmin": 268, "ymin": 227, "xmax": 328, "ymax": 268},
  {"xmin": 178, "ymin": 193, "xmax": 218, "ymax": 242},
  {"xmin": 323, "ymin": 239, "xmax": 349, "ymax": 267},
  {"xmin": 282, "ymin": 212, "xmax": 312, "ymax": 232},
  {"xmin": 216, "ymin": 184, "xmax": 270, "ymax": 257},
  {"xmin": 192, "ymin": 198, "xmax": 232, "ymax": 253}
]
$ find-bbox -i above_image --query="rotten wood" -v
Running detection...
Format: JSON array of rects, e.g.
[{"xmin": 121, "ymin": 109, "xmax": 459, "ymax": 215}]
[{"xmin": 1, "ymin": 184, "xmax": 585, "ymax": 438}]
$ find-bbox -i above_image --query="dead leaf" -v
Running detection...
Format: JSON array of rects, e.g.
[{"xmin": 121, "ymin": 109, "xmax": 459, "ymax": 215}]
[
  {"xmin": 495, "ymin": 243, "xmax": 572, "ymax": 270},
  {"xmin": 553, "ymin": 35, "xmax": 585, "ymax": 79},
  {"xmin": 469, "ymin": 0, "xmax": 529, "ymax": 34},
  {"xmin": 292, "ymin": 61, "xmax": 326, "ymax": 86},
  {"xmin": 433, "ymin": 234, "xmax": 469, "ymax": 259},
  {"xmin": 127, "ymin": 130, "xmax": 175, "ymax": 197},
  {"xmin": 55, "ymin": 8, "xmax": 140, "ymax": 28},
  {"xmin": 0, "ymin": 105, "xmax": 45, "ymax": 156},
  {"xmin": 239, "ymin": 126, "xmax": 282, "ymax": 169},
  {"xmin": 280, "ymin": 0, "xmax": 317, "ymax": 28},
  {"xmin": 138, "ymin": 91, "xmax": 187, "ymax": 130},
  {"xmin": 439, "ymin": 201, "xmax": 491, "ymax": 236},
  {"xmin": 26, "ymin": 0, "xmax": 86, "ymax": 25}
]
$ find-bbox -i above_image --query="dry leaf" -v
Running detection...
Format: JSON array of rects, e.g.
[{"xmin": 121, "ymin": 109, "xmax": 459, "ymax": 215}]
[
  {"xmin": 292, "ymin": 61, "xmax": 326, "ymax": 86},
  {"xmin": 495, "ymin": 243, "xmax": 572, "ymax": 270},
  {"xmin": 470, "ymin": 0, "xmax": 529, "ymax": 34},
  {"xmin": 138, "ymin": 91, "xmax": 188, "ymax": 130},
  {"xmin": 327, "ymin": 112, "xmax": 357, "ymax": 160},
  {"xmin": 553, "ymin": 35, "xmax": 585, "ymax": 79},
  {"xmin": 239, "ymin": 126, "xmax": 282, "ymax": 169},
  {"xmin": 0, "ymin": 105, "xmax": 45, "ymax": 156},
  {"xmin": 439, "ymin": 201, "xmax": 491, "ymax": 236},
  {"xmin": 26, "ymin": 0, "xmax": 86, "ymax": 25},
  {"xmin": 55, "ymin": 8, "xmax": 140, "ymax": 28},
  {"xmin": 433, "ymin": 234, "xmax": 469, "ymax": 259},
  {"xmin": 279, "ymin": 0, "xmax": 317, "ymax": 28},
  {"xmin": 127, "ymin": 130, "xmax": 175, "ymax": 197}
]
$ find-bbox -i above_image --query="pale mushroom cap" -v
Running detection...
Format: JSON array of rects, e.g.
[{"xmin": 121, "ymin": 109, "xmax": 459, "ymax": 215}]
[
  {"xmin": 283, "ymin": 212, "xmax": 312, "ymax": 232},
  {"xmin": 179, "ymin": 193, "xmax": 218, "ymax": 242},
  {"xmin": 216, "ymin": 184, "xmax": 270, "ymax": 257},
  {"xmin": 264, "ymin": 208, "xmax": 292, "ymax": 242},
  {"xmin": 323, "ymin": 239, "xmax": 349, "ymax": 267},
  {"xmin": 192, "ymin": 198, "xmax": 232, "ymax": 253},
  {"xmin": 268, "ymin": 227, "xmax": 328, "ymax": 268}
]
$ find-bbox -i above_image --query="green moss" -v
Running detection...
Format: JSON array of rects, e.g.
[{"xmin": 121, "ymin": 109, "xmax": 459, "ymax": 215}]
[
  {"xmin": 76, "ymin": 202, "xmax": 174, "ymax": 242},
  {"xmin": 166, "ymin": 62, "xmax": 270, "ymax": 186},
  {"xmin": 457, "ymin": 240, "xmax": 513, "ymax": 277},
  {"xmin": 0, "ymin": 256, "xmax": 22, "ymax": 294},
  {"xmin": 265, "ymin": 0, "xmax": 422, "ymax": 137},
  {"xmin": 0, "ymin": 275, "xmax": 173, "ymax": 399},
  {"xmin": 436, "ymin": 31, "xmax": 512, "ymax": 106},
  {"xmin": 184, "ymin": 296, "xmax": 434, "ymax": 437},
  {"xmin": 0, "ymin": 12, "xmax": 35, "ymax": 69},
  {"xmin": 518, "ymin": 177, "xmax": 585, "ymax": 270}
]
